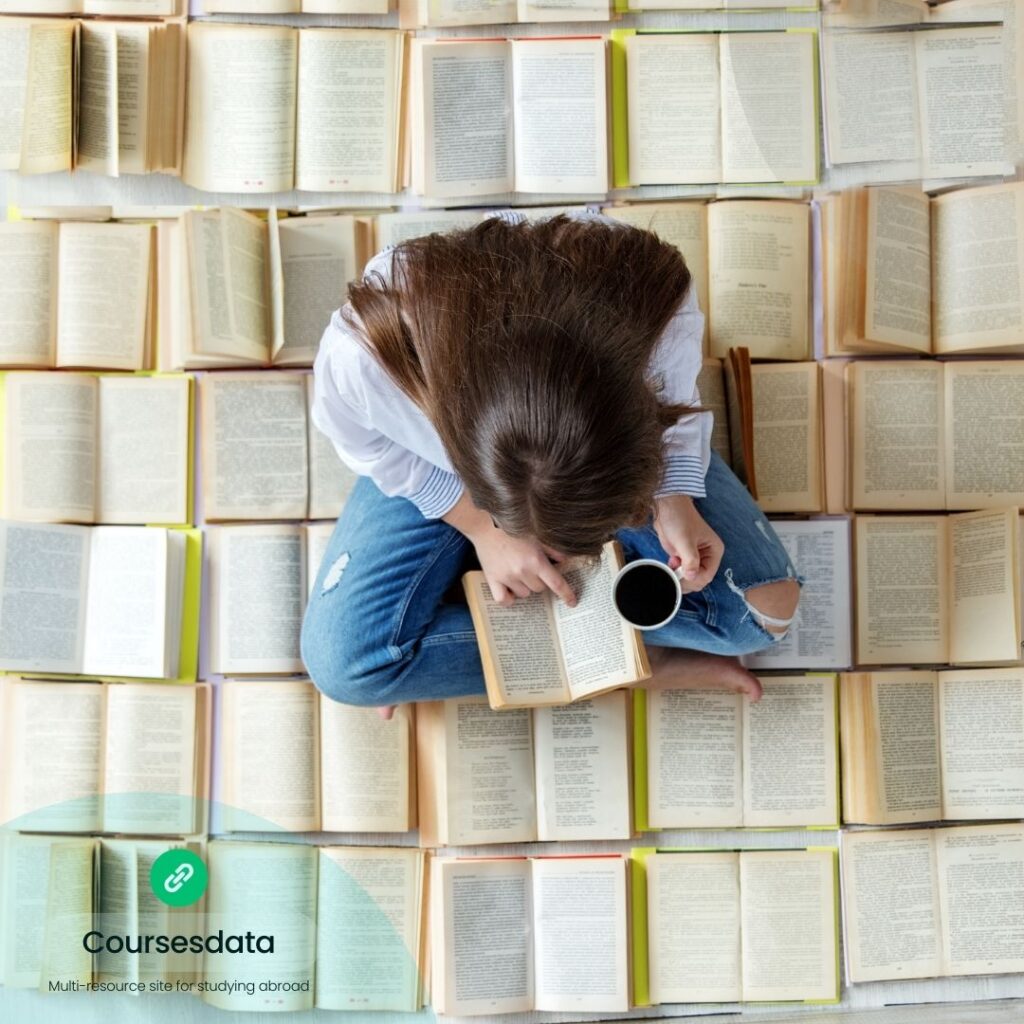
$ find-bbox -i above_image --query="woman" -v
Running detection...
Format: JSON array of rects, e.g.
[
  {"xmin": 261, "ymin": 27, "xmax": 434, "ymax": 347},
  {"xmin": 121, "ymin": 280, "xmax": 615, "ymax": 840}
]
[{"xmin": 302, "ymin": 211, "xmax": 802, "ymax": 717}]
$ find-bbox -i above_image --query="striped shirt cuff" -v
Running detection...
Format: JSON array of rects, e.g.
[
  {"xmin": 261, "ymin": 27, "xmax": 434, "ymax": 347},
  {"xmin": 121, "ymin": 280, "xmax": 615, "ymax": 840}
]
[
  {"xmin": 655, "ymin": 454, "xmax": 707, "ymax": 499},
  {"xmin": 408, "ymin": 464, "xmax": 465, "ymax": 519}
]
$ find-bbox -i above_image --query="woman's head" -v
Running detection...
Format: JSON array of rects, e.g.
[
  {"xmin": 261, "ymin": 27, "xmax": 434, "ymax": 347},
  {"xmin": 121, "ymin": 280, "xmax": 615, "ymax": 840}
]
[{"xmin": 343, "ymin": 214, "xmax": 694, "ymax": 556}]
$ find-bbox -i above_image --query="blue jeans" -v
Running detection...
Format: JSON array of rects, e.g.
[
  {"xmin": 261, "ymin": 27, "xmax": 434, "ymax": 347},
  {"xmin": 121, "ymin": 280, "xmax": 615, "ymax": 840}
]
[{"xmin": 301, "ymin": 452, "xmax": 803, "ymax": 706}]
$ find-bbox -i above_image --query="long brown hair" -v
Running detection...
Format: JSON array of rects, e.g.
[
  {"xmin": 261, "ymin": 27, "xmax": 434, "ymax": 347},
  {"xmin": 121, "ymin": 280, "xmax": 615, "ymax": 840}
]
[{"xmin": 343, "ymin": 214, "xmax": 695, "ymax": 556}]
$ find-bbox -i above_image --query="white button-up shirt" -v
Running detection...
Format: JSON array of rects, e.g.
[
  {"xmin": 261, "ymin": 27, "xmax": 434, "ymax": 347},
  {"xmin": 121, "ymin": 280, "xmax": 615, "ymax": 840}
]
[{"xmin": 311, "ymin": 209, "xmax": 712, "ymax": 519}]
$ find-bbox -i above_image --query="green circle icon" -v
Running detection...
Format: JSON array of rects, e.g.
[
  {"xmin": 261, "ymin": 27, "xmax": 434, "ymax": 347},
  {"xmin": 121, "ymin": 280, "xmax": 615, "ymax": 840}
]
[{"xmin": 150, "ymin": 849, "xmax": 208, "ymax": 907}]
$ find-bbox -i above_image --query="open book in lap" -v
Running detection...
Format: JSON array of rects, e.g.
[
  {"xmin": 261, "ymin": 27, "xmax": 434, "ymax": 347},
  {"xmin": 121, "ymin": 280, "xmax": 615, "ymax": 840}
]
[
  {"xmin": 417, "ymin": 691, "xmax": 632, "ymax": 845},
  {"xmin": 463, "ymin": 541, "xmax": 650, "ymax": 709}
]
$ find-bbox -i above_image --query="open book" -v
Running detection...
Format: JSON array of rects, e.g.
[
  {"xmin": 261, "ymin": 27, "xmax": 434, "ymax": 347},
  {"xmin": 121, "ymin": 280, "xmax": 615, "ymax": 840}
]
[
  {"xmin": 823, "ymin": 185, "xmax": 1024, "ymax": 356},
  {"xmin": 742, "ymin": 520, "xmax": 853, "ymax": 671},
  {"xmin": 605, "ymin": 200, "xmax": 811, "ymax": 360},
  {"xmin": 0, "ymin": 522, "xmax": 199, "ymax": 679},
  {"xmin": 159, "ymin": 209, "xmax": 371, "ymax": 370},
  {"xmin": 614, "ymin": 29, "xmax": 818, "ymax": 186},
  {"xmin": 202, "ymin": 841, "xmax": 427, "ymax": 1012},
  {"xmin": 0, "ymin": 220, "xmax": 154, "ymax": 369},
  {"xmin": 637, "ymin": 847, "xmax": 838, "ymax": 1004},
  {"xmin": 217, "ymin": 680, "xmax": 415, "ymax": 833},
  {"xmin": 416, "ymin": 691, "xmax": 632, "ymax": 845},
  {"xmin": 206, "ymin": 0, "xmax": 386, "ymax": 12},
  {"xmin": 2, "ymin": 373, "xmax": 191, "ymax": 525},
  {"xmin": 464, "ymin": 541, "xmax": 651, "ymax": 709},
  {"xmin": 847, "ymin": 359, "xmax": 1024, "ymax": 510},
  {"xmin": 0, "ymin": 18, "xmax": 184, "ymax": 175},
  {"xmin": 0, "ymin": 0, "xmax": 181, "ymax": 15},
  {"xmin": 636, "ymin": 676, "xmax": 839, "ymax": 830},
  {"xmin": 0, "ymin": 678, "xmax": 209, "ymax": 834},
  {"xmin": 431, "ymin": 854, "xmax": 630, "ymax": 1015},
  {"xmin": 409, "ymin": 36, "xmax": 608, "ymax": 198},
  {"xmin": 823, "ymin": 24, "xmax": 1008, "ymax": 176},
  {"xmin": 854, "ymin": 508, "xmax": 1022, "ymax": 666},
  {"xmin": 841, "ymin": 668, "xmax": 1024, "ymax": 824},
  {"xmin": 200, "ymin": 372, "xmax": 356, "ymax": 521},
  {"xmin": 182, "ymin": 25, "xmax": 405, "ymax": 194},
  {"xmin": 0, "ymin": 834, "xmax": 204, "ymax": 990},
  {"xmin": 842, "ymin": 824, "xmax": 1024, "ymax": 983},
  {"xmin": 207, "ymin": 522, "xmax": 336, "ymax": 675},
  {"xmin": 400, "ymin": 0, "xmax": 611, "ymax": 26},
  {"xmin": 711, "ymin": 355, "xmax": 826, "ymax": 513}
]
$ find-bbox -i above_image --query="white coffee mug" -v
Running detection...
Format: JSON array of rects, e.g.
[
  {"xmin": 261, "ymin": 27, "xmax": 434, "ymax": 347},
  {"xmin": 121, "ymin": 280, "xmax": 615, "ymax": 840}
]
[{"xmin": 611, "ymin": 558, "xmax": 685, "ymax": 630}]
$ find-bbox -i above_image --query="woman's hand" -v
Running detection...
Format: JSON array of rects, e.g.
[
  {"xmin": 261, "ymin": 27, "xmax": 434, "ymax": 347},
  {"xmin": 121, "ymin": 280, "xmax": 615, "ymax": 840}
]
[
  {"xmin": 653, "ymin": 494, "xmax": 723, "ymax": 593},
  {"xmin": 444, "ymin": 492, "xmax": 576, "ymax": 607}
]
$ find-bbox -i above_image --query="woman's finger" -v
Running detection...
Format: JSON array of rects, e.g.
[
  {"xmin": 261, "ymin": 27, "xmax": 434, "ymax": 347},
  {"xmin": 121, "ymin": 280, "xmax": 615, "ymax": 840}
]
[
  {"xmin": 490, "ymin": 578, "xmax": 514, "ymax": 606},
  {"xmin": 540, "ymin": 565, "xmax": 577, "ymax": 607},
  {"xmin": 523, "ymin": 573, "xmax": 548, "ymax": 594},
  {"xmin": 508, "ymin": 580, "xmax": 531, "ymax": 599}
]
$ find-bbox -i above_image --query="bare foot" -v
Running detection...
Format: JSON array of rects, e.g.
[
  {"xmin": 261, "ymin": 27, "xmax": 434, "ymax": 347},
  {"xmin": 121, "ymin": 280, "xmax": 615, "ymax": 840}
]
[
  {"xmin": 376, "ymin": 705, "xmax": 396, "ymax": 721},
  {"xmin": 645, "ymin": 647, "xmax": 762, "ymax": 701}
]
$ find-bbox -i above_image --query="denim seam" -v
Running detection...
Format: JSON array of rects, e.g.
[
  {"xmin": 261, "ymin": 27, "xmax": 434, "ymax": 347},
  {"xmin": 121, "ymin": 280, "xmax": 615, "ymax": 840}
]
[
  {"xmin": 387, "ymin": 527, "xmax": 466, "ymax": 658},
  {"xmin": 421, "ymin": 631, "xmax": 479, "ymax": 647}
]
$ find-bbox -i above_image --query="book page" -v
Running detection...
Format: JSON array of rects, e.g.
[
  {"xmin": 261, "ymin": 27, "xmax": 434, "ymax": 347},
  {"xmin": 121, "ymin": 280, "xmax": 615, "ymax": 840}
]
[
  {"xmin": 625, "ymin": 35, "xmax": 720, "ymax": 185},
  {"xmin": 38, "ymin": 838, "xmax": 95, "ymax": 988},
  {"xmin": 182, "ymin": 24, "xmax": 297, "ymax": 193},
  {"xmin": 97, "ymin": 376, "xmax": 190, "ymax": 525},
  {"xmin": 443, "ymin": 697, "xmax": 537, "ymax": 845},
  {"xmin": 744, "ymin": 519, "xmax": 852, "ymax": 671},
  {"xmin": 375, "ymin": 210, "xmax": 484, "ymax": 249},
  {"xmin": 1, "ymin": 680, "xmax": 103, "ymax": 832},
  {"xmin": 531, "ymin": 857, "xmax": 629, "ymax": 1013},
  {"xmin": 463, "ymin": 573, "xmax": 569, "ymax": 706},
  {"xmin": 219, "ymin": 682, "xmax": 319, "ymax": 832},
  {"xmin": 945, "ymin": 362, "xmax": 1024, "ymax": 507},
  {"xmin": 940, "ymin": 669, "xmax": 1024, "ymax": 820},
  {"xmin": 20, "ymin": 20, "xmax": 74, "ymax": 174},
  {"xmin": 102, "ymin": 24, "xmax": 155, "ymax": 175},
  {"xmin": 707, "ymin": 201, "xmax": 810, "ymax": 360},
  {"xmin": 518, "ymin": 0, "xmax": 610, "ymax": 23},
  {"xmin": 739, "ymin": 849, "xmax": 837, "ymax": 1001},
  {"xmin": 841, "ymin": 828, "xmax": 942, "ymax": 983},
  {"xmin": 434, "ymin": 859, "xmax": 533, "ymax": 1016},
  {"xmin": 647, "ymin": 852, "xmax": 741, "ymax": 1004},
  {"xmin": 949, "ymin": 508, "xmax": 1019, "ymax": 665},
  {"xmin": 3, "ymin": 372, "xmax": 97, "ymax": 523},
  {"xmin": 936, "ymin": 823, "xmax": 1024, "ymax": 977},
  {"xmin": 916, "ymin": 26, "xmax": 1007, "ymax": 178},
  {"xmin": 417, "ymin": 40, "xmax": 514, "ymax": 198},
  {"xmin": 316, "ymin": 847, "xmax": 423, "ymax": 1012},
  {"xmin": 202, "ymin": 373, "xmax": 308, "ymax": 521},
  {"xmin": 307, "ymin": 377, "xmax": 359, "ymax": 521},
  {"xmin": 275, "ymin": 218, "xmax": 357, "ymax": 366},
  {"xmin": 555, "ymin": 546, "xmax": 641, "ymax": 699},
  {"xmin": 209, "ymin": 526, "xmax": 305, "ymax": 674},
  {"xmin": 95, "ymin": 840, "xmax": 139, "ymax": 986},
  {"xmin": 77, "ymin": 23, "xmax": 119, "ymax": 176},
  {"xmin": 855, "ymin": 515, "xmax": 949, "ymax": 665},
  {"xmin": 202, "ymin": 841, "xmax": 316, "ymax": 1011},
  {"xmin": 720, "ymin": 32, "xmax": 817, "ymax": 183},
  {"xmin": 871, "ymin": 671, "xmax": 943, "ymax": 824},
  {"xmin": 532, "ymin": 691, "xmax": 630, "ymax": 841},
  {"xmin": 864, "ymin": 187, "xmax": 932, "ymax": 351},
  {"xmin": 0, "ymin": 521, "xmax": 89, "ymax": 674},
  {"xmin": 82, "ymin": 527, "xmax": 170, "ymax": 679},
  {"xmin": 749, "ymin": 362, "xmax": 821, "ymax": 511},
  {"xmin": 320, "ymin": 701, "xmax": 413, "ymax": 832},
  {"xmin": 423, "ymin": 0, "xmax": 516, "ymax": 25},
  {"xmin": 849, "ymin": 360, "xmax": 945, "ymax": 509},
  {"xmin": 742, "ymin": 676, "xmax": 837, "ymax": 828},
  {"xmin": 102, "ymin": 684, "xmax": 197, "ymax": 834},
  {"xmin": 295, "ymin": 30, "xmax": 400, "ymax": 193},
  {"xmin": 511, "ymin": 38, "xmax": 607, "ymax": 194},
  {"xmin": 604, "ymin": 204, "xmax": 710, "ymax": 332},
  {"xmin": 822, "ymin": 30, "xmax": 920, "ymax": 165},
  {"xmin": 933, "ymin": 183, "xmax": 1024, "ymax": 353},
  {"xmin": 646, "ymin": 687, "xmax": 743, "ymax": 829},
  {"xmin": 0, "ymin": 221, "xmax": 58, "ymax": 366},
  {"xmin": 55, "ymin": 223, "xmax": 151, "ymax": 370}
]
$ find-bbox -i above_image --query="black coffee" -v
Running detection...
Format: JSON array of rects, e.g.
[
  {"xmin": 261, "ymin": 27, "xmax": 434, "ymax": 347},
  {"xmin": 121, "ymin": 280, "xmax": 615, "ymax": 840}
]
[{"xmin": 613, "ymin": 563, "xmax": 679, "ymax": 627}]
